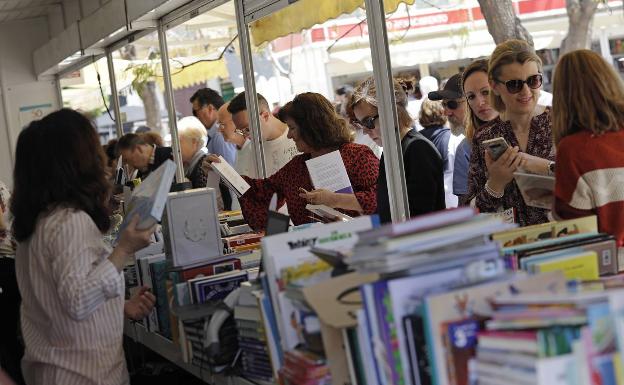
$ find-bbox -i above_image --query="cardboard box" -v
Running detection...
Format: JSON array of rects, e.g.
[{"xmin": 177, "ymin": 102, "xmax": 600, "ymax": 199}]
[{"xmin": 303, "ymin": 272, "xmax": 379, "ymax": 385}]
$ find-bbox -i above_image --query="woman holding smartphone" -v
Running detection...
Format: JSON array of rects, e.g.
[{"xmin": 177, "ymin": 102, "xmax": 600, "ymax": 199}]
[
  {"xmin": 453, "ymin": 59, "xmax": 499, "ymax": 205},
  {"xmin": 467, "ymin": 39, "xmax": 555, "ymax": 226}
]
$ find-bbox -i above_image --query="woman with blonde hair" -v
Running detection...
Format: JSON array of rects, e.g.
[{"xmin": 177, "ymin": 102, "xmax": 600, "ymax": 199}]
[
  {"xmin": 349, "ymin": 77, "xmax": 445, "ymax": 223},
  {"xmin": 467, "ymin": 39, "xmax": 554, "ymax": 226},
  {"xmin": 453, "ymin": 58, "xmax": 500, "ymax": 205},
  {"xmin": 553, "ymin": 49, "xmax": 624, "ymax": 247}
]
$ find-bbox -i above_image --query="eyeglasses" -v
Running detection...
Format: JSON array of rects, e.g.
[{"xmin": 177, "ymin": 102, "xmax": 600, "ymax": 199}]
[
  {"xmin": 358, "ymin": 114, "xmax": 379, "ymax": 130},
  {"xmin": 495, "ymin": 74, "xmax": 543, "ymax": 94},
  {"xmin": 442, "ymin": 99, "xmax": 465, "ymax": 110}
]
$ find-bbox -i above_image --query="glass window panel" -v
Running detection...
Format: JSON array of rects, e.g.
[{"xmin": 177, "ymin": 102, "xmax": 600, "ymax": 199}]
[
  {"xmin": 111, "ymin": 31, "xmax": 170, "ymax": 143},
  {"xmin": 59, "ymin": 56, "xmax": 116, "ymax": 144}
]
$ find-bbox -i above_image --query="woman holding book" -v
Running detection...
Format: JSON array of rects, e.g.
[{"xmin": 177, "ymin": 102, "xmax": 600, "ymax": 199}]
[
  {"xmin": 12, "ymin": 109, "xmax": 157, "ymax": 385},
  {"xmin": 453, "ymin": 59, "xmax": 500, "ymax": 205},
  {"xmin": 349, "ymin": 76, "xmax": 445, "ymax": 224},
  {"xmin": 227, "ymin": 93, "xmax": 379, "ymax": 230},
  {"xmin": 552, "ymin": 49, "xmax": 624, "ymax": 248},
  {"xmin": 467, "ymin": 39, "xmax": 555, "ymax": 226}
]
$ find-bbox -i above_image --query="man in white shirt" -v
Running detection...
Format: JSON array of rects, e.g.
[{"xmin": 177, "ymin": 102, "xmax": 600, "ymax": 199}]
[{"xmin": 224, "ymin": 92, "xmax": 299, "ymax": 178}]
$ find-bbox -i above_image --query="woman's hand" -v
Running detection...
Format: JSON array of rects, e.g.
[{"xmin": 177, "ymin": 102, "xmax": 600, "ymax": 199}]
[
  {"xmin": 517, "ymin": 152, "xmax": 551, "ymax": 175},
  {"xmin": 124, "ymin": 286, "xmax": 156, "ymax": 321},
  {"xmin": 110, "ymin": 215, "xmax": 156, "ymax": 271},
  {"xmin": 201, "ymin": 154, "xmax": 221, "ymax": 173},
  {"xmin": 299, "ymin": 188, "xmax": 337, "ymax": 207},
  {"xmin": 485, "ymin": 146, "xmax": 524, "ymax": 193}
]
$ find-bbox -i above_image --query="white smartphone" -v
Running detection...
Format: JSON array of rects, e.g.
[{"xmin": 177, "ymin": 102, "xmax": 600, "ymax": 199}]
[{"xmin": 482, "ymin": 137, "xmax": 510, "ymax": 161}]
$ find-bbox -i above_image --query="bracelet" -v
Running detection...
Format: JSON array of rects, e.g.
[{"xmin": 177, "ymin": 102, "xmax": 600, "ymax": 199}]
[{"xmin": 485, "ymin": 180, "xmax": 504, "ymax": 198}]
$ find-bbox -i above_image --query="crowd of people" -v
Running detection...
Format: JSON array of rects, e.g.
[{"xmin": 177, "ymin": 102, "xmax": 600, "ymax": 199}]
[{"xmin": 0, "ymin": 38, "xmax": 623, "ymax": 385}]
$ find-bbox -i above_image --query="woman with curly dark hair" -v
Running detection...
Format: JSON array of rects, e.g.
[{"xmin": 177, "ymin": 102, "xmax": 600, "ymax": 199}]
[
  {"xmin": 12, "ymin": 109, "xmax": 157, "ymax": 385},
  {"xmin": 212, "ymin": 93, "xmax": 379, "ymax": 230}
]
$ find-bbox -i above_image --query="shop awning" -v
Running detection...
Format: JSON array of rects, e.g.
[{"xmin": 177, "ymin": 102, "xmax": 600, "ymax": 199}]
[
  {"xmin": 158, "ymin": 60, "xmax": 229, "ymax": 91},
  {"xmin": 250, "ymin": 0, "xmax": 415, "ymax": 46}
]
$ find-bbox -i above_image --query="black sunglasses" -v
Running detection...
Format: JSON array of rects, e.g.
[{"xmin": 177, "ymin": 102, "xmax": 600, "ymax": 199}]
[
  {"xmin": 495, "ymin": 74, "xmax": 543, "ymax": 94},
  {"xmin": 442, "ymin": 99, "xmax": 465, "ymax": 110},
  {"xmin": 358, "ymin": 114, "xmax": 379, "ymax": 130}
]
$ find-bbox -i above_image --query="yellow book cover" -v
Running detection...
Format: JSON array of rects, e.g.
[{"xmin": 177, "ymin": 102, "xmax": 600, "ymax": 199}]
[
  {"xmin": 534, "ymin": 251, "xmax": 599, "ymax": 282},
  {"xmin": 614, "ymin": 353, "xmax": 624, "ymax": 385},
  {"xmin": 492, "ymin": 215, "xmax": 597, "ymax": 247}
]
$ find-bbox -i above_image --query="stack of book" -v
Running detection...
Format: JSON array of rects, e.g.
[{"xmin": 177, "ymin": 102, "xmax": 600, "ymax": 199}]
[
  {"xmin": 168, "ymin": 258, "xmax": 243, "ymax": 307},
  {"xmin": 279, "ymin": 349, "xmax": 332, "ymax": 385},
  {"xmin": 235, "ymin": 283, "xmax": 275, "ymax": 383},
  {"xmin": 347, "ymin": 208, "xmax": 513, "ymax": 275},
  {"xmin": 471, "ymin": 290, "xmax": 624, "ymax": 385},
  {"xmin": 223, "ymin": 232, "xmax": 263, "ymax": 254},
  {"xmin": 494, "ymin": 216, "xmax": 619, "ymax": 278}
]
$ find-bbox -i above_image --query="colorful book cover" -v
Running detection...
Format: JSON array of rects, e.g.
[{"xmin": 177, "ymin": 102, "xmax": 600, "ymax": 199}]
[
  {"xmin": 261, "ymin": 216, "xmax": 374, "ymax": 354},
  {"xmin": 150, "ymin": 259, "xmax": 171, "ymax": 339},
  {"xmin": 492, "ymin": 215, "xmax": 597, "ymax": 247},
  {"xmin": 423, "ymin": 272, "xmax": 567, "ymax": 385},
  {"xmin": 531, "ymin": 251, "xmax": 599, "ymax": 282},
  {"xmin": 443, "ymin": 319, "xmax": 479, "ymax": 385}
]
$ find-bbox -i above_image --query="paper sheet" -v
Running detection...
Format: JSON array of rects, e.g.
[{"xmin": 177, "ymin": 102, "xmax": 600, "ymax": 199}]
[
  {"xmin": 305, "ymin": 150, "xmax": 353, "ymax": 193},
  {"xmin": 212, "ymin": 155, "xmax": 251, "ymax": 196}
]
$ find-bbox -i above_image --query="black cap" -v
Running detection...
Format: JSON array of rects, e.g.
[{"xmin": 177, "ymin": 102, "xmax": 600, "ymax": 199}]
[{"xmin": 428, "ymin": 73, "xmax": 463, "ymax": 100}]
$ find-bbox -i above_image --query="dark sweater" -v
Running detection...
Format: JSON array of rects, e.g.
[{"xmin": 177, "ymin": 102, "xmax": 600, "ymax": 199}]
[
  {"xmin": 138, "ymin": 147, "xmax": 173, "ymax": 180},
  {"xmin": 377, "ymin": 130, "xmax": 446, "ymax": 224}
]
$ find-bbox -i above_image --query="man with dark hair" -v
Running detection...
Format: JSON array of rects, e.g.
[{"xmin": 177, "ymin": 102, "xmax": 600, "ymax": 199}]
[
  {"xmin": 190, "ymin": 88, "xmax": 236, "ymax": 167},
  {"xmin": 225, "ymin": 92, "xmax": 298, "ymax": 179},
  {"xmin": 427, "ymin": 73, "xmax": 466, "ymax": 209},
  {"xmin": 190, "ymin": 89, "xmax": 236, "ymax": 209},
  {"xmin": 117, "ymin": 133, "xmax": 172, "ymax": 180}
]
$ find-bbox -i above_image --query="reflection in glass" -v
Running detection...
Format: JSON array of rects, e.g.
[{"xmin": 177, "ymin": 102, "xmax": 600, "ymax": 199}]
[{"xmin": 60, "ymin": 56, "xmax": 115, "ymax": 144}]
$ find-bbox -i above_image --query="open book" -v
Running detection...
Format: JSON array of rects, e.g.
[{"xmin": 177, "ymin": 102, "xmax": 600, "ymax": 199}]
[
  {"xmin": 305, "ymin": 150, "xmax": 353, "ymax": 193},
  {"xmin": 212, "ymin": 155, "xmax": 251, "ymax": 197},
  {"xmin": 306, "ymin": 204, "xmax": 352, "ymax": 223},
  {"xmin": 119, "ymin": 159, "xmax": 176, "ymax": 235},
  {"xmin": 514, "ymin": 172, "xmax": 555, "ymax": 209}
]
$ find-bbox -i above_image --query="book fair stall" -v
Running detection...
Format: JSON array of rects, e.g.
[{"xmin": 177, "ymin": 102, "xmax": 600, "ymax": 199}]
[{"xmin": 16, "ymin": 0, "xmax": 624, "ymax": 385}]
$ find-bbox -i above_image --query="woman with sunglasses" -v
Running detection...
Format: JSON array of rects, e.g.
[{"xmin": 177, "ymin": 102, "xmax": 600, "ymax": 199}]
[
  {"xmin": 552, "ymin": 49, "xmax": 624, "ymax": 248},
  {"xmin": 467, "ymin": 39, "xmax": 555, "ymax": 226},
  {"xmin": 233, "ymin": 93, "xmax": 379, "ymax": 230},
  {"xmin": 349, "ymin": 77, "xmax": 445, "ymax": 224},
  {"xmin": 453, "ymin": 59, "xmax": 500, "ymax": 205}
]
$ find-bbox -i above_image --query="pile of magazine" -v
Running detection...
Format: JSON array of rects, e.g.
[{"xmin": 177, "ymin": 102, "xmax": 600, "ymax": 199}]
[{"xmin": 347, "ymin": 208, "xmax": 514, "ymax": 275}]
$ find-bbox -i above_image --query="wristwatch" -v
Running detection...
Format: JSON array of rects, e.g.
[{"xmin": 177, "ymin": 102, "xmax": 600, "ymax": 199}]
[{"xmin": 548, "ymin": 161, "xmax": 556, "ymax": 176}]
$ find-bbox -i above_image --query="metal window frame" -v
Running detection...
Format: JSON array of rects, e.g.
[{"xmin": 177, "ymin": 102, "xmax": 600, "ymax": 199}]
[
  {"xmin": 158, "ymin": 18, "xmax": 186, "ymax": 184},
  {"xmin": 234, "ymin": 0, "xmax": 266, "ymax": 179},
  {"xmin": 364, "ymin": 0, "xmax": 410, "ymax": 222}
]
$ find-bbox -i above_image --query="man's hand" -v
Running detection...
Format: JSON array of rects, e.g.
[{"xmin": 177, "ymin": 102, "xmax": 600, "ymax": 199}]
[{"xmin": 124, "ymin": 286, "xmax": 156, "ymax": 321}]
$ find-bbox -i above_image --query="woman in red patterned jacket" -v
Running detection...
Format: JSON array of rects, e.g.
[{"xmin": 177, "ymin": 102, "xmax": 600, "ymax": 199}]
[
  {"xmin": 552, "ymin": 49, "xmax": 624, "ymax": 248},
  {"xmin": 234, "ymin": 92, "xmax": 379, "ymax": 231}
]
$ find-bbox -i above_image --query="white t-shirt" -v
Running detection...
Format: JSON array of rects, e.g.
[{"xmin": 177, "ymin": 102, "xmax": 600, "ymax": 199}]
[
  {"xmin": 444, "ymin": 133, "xmax": 464, "ymax": 209},
  {"xmin": 235, "ymin": 130, "xmax": 299, "ymax": 178}
]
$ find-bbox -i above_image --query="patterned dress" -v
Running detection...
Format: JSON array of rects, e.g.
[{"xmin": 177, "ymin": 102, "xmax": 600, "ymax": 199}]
[
  {"xmin": 239, "ymin": 143, "xmax": 379, "ymax": 231},
  {"xmin": 467, "ymin": 110, "xmax": 555, "ymax": 226}
]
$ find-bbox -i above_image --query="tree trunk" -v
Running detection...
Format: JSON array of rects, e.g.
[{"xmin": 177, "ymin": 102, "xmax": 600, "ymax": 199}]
[
  {"xmin": 477, "ymin": 0, "xmax": 534, "ymax": 47},
  {"xmin": 119, "ymin": 45, "xmax": 163, "ymax": 133},
  {"xmin": 137, "ymin": 81, "xmax": 162, "ymax": 132},
  {"xmin": 560, "ymin": 0, "xmax": 600, "ymax": 55}
]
